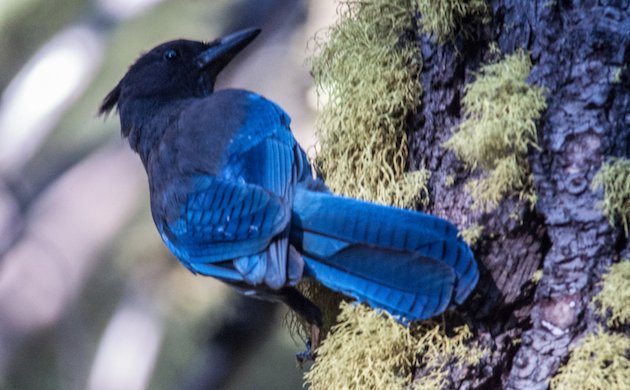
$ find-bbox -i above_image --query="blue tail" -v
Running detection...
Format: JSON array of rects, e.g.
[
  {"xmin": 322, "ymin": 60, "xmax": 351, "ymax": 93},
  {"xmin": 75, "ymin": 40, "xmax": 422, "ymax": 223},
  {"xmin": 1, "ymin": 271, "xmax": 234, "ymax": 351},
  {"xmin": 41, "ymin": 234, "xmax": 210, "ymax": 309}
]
[{"xmin": 290, "ymin": 187, "xmax": 478, "ymax": 321}]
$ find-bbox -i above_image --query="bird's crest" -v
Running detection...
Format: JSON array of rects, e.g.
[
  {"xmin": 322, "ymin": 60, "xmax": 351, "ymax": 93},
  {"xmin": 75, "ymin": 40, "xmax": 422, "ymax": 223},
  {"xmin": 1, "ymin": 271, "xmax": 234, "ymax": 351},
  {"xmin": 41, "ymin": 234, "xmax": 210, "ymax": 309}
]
[{"xmin": 99, "ymin": 81, "xmax": 121, "ymax": 117}]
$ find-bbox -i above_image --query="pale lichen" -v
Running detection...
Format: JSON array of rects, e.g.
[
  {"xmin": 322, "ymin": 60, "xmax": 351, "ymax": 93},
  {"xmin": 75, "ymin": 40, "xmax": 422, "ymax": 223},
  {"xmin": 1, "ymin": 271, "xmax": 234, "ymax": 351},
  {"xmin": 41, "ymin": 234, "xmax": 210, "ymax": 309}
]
[
  {"xmin": 459, "ymin": 223, "xmax": 484, "ymax": 246},
  {"xmin": 416, "ymin": 0, "xmax": 490, "ymax": 41},
  {"xmin": 412, "ymin": 321, "xmax": 486, "ymax": 389},
  {"xmin": 591, "ymin": 158, "xmax": 630, "ymax": 236},
  {"xmin": 592, "ymin": 260, "xmax": 630, "ymax": 327},
  {"xmin": 444, "ymin": 49, "xmax": 546, "ymax": 211},
  {"xmin": 311, "ymin": 0, "xmax": 426, "ymax": 209},
  {"xmin": 304, "ymin": 302, "xmax": 486, "ymax": 390},
  {"xmin": 444, "ymin": 174, "xmax": 455, "ymax": 188},
  {"xmin": 531, "ymin": 269, "xmax": 543, "ymax": 284},
  {"xmin": 550, "ymin": 329, "xmax": 630, "ymax": 390},
  {"xmin": 611, "ymin": 65, "xmax": 624, "ymax": 84}
]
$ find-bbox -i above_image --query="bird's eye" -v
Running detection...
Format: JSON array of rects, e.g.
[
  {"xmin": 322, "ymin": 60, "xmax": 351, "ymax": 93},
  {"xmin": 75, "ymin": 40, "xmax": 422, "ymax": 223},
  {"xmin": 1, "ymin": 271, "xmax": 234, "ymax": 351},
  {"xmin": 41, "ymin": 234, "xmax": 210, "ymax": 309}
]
[{"xmin": 163, "ymin": 49, "xmax": 178, "ymax": 61}]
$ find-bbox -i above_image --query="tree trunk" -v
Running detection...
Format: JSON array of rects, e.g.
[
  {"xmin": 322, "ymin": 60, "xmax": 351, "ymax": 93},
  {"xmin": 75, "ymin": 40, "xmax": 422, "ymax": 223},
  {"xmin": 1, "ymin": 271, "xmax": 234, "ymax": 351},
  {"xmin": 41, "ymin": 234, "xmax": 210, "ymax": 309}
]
[{"xmin": 408, "ymin": 1, "xmax": 630, "ymax": 388}]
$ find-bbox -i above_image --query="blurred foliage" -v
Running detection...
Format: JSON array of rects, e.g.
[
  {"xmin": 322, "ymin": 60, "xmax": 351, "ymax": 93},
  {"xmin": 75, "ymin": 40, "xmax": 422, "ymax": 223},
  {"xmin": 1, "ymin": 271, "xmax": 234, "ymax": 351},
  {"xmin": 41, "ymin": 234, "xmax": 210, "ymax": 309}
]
[
  {"xmin": 0, "ymin": 0, "xmax": 88, "ymax": 91},
  {"xmin": 1, "ymin": 0, "xmax": 307, "ymax": 389},
  {"xmin": 224, "ymin": 309, "xmax": 306, "ymax": 390},
  {"xmin": 51, "ymin": 0, "xmax": 230, "ymax": 153}
]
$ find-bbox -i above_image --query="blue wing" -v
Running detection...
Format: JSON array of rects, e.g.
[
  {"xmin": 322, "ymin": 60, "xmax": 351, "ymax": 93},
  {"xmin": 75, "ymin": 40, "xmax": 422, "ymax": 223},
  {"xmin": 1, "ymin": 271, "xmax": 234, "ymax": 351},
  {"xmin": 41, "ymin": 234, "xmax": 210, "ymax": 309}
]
[
  {"xmin": 223, "ymin": 95, "xmax": 302, "ymax": 199},
  {"xmin": 160, "ymin": 92, "xmax": 308, "ymax": 288},
  {"xmin": 159, "ymin": 176, "xmax": 290, "ymax": 282}
]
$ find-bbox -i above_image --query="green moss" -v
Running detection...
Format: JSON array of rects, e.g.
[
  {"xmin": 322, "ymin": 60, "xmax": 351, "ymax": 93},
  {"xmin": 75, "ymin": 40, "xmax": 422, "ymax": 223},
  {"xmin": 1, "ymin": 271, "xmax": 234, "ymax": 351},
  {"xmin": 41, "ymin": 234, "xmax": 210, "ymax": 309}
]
[
  {"xmin": 444, "ymin": 49, "xmax": 546, "ymax": 211},
  {"xmin": 459, "ymin": 223, "xmax": 483, "ymax": 246},
  {"xmin": 591, "ymin": 158, "xmax": 630, "ymax": 236},
  {"xmin": 311, "ymin": 0, "xmax": 426, "ymax": 209},
  {"xmin": 465, "ymin": 154, "xmax": 537, "ymax": 209},
  {"xmin": 304, "ymin": 302, "xmax": 486, "ymax": 390},
  {"xmin": 531, "ymin": 269, "xmax": 543, "ymax": 284},
  {"xmin": 304, "ymin": 302, "xmax": 421, "ymax": 389},
  {"xmin": 592, "ymin": 260, "xmax": 630, "ymax": 327},
  {"xmin": 550, "ymin": 329, "xmax": 630, "ymax": 390},
  {"xmin": 611, "ymin": 66, "xmax": 625, "ymax": 84},
  {"xmin": 488, "ymin": 41, "xmax": 501, "ymax": 56},
  {"xmin": 411, "ymin": 321, "xmax": 486, "ymax": 389},
  {"xmin": 444, "ymin": 174, "xmax": 455, "ymax": 188},
  {"xmin": 416, "ymin": 0, "xmax": 490, "ymax": 41}
]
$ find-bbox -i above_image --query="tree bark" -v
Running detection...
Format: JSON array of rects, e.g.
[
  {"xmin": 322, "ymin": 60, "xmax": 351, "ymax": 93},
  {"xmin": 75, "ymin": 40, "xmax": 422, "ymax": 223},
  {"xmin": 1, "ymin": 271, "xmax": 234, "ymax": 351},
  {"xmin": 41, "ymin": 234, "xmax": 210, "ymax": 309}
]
[{"xmin": 408, "ymin": 1, "xmax": 630, "ymax": 388}]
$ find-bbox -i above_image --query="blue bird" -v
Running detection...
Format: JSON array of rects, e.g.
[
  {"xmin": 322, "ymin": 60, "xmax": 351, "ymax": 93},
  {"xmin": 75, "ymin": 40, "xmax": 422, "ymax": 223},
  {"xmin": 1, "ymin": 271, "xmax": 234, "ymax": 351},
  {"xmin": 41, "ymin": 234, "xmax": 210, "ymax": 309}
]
[{"xmin": 100, "ymin": 28, "xmax": 478, "ymax": 355}]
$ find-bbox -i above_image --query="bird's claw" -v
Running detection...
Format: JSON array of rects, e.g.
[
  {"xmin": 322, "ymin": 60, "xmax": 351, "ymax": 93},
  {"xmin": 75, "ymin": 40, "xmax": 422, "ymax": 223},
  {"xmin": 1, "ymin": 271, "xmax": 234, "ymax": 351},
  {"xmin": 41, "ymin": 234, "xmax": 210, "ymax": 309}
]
[
  {"xmin": 295, "ymin": 324, "xmax": 320, "ymax": 366},
  {"xmin": 296, "ymin": 340, "xmax": 315, "ymax": 365}
]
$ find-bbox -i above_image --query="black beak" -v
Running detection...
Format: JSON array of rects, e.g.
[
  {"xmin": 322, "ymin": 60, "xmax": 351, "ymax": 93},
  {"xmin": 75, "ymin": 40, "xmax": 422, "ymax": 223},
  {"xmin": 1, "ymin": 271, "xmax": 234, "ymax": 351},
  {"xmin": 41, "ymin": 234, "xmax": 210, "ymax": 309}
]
[{"xmin": 195, "ymin": 27, "xmax": 261, "ymax": 69}]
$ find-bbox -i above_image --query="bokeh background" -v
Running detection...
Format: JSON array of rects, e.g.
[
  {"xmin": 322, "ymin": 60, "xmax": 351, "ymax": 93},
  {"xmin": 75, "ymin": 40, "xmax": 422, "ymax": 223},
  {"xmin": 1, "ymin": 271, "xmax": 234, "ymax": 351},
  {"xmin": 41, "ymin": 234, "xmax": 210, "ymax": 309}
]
[{"xmin": 0, "ymin": 0, "xmax": 334, "ymax": 388}]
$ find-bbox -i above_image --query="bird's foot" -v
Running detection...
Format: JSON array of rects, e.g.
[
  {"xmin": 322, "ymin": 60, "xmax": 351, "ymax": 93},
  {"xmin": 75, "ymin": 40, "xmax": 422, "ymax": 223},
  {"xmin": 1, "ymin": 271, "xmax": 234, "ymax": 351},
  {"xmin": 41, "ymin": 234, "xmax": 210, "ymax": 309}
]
[
  {"xmin": 296, "ymin": 324, "xmax": 320, "ymax": 366},
  {"xmin": 296, "ymin": 340, "xmax": 315, "ymax": 365}
]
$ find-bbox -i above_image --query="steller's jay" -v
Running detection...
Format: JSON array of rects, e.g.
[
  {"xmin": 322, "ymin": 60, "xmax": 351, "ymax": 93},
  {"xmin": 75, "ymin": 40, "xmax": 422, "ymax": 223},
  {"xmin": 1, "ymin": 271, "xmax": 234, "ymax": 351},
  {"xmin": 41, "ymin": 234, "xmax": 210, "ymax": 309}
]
[{"xmin": 100, "ymin": 28, "xmax": 478, "ymax": 356}]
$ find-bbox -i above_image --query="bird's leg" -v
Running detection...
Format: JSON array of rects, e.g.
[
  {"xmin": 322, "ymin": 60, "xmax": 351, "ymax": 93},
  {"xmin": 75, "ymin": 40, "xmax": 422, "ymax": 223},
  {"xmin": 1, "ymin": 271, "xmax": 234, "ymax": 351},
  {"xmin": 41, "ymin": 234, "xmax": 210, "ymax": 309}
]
[
  {"xmin": 277, "ymin": 287, "xmax": 323, "ymax": 363},
  {"xmin": 295, "ymin": 322, "xmax": 322, "ymax": 365},
  {"xmin": 309, "ymin": 323, "xmax": 320, "ymax": 354}
]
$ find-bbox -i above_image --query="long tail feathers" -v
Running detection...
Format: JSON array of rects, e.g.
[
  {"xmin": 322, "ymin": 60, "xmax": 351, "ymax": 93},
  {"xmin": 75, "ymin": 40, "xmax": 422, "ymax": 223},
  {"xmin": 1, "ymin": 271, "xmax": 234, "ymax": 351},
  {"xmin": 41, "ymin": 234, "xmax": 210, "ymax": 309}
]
[{"xmin": 291, "ymin": 187, "xmax": 479, "ymax": 321}]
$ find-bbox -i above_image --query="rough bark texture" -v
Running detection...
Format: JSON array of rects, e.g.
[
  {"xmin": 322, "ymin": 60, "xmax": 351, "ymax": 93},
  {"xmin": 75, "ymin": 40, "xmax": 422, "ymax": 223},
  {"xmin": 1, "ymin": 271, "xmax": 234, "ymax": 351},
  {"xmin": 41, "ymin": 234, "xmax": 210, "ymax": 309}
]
[{"xmin": 408, "ymin": 1, "xmax": 630, "ymax": 388}]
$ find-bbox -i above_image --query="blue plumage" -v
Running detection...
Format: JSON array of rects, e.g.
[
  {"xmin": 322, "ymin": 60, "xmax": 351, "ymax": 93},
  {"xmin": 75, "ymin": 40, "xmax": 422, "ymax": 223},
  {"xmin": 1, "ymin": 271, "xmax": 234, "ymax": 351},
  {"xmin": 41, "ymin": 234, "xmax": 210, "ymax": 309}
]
[{"xmin": 100, "ymin": 28, "xmax": 478, "ymax": 353}]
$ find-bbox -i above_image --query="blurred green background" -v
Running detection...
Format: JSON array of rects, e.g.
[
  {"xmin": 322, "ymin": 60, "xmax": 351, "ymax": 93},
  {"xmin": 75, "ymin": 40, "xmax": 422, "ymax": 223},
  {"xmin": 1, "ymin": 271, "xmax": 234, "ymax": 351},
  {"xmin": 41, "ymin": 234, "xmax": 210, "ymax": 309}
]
[{"xmin": 0, "ymin": 0, "xmax": 333, "ymax": 389}]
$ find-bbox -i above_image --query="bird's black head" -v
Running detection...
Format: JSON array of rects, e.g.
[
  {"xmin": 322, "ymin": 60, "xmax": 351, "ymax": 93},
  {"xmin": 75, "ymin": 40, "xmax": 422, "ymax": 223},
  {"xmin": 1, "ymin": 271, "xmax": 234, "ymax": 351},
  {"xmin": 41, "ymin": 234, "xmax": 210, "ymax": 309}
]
[{"xmin": 99, "ymin": 28, "xmax": 260, "ymax": 123}]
